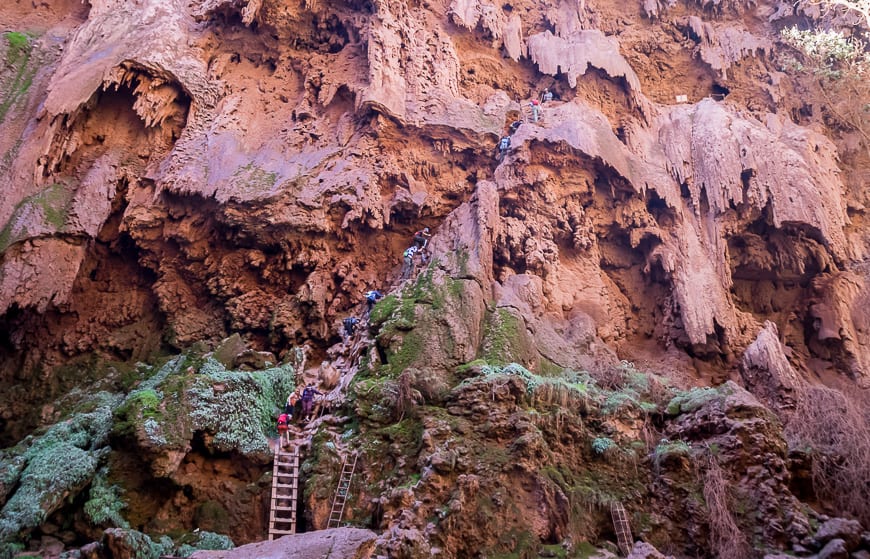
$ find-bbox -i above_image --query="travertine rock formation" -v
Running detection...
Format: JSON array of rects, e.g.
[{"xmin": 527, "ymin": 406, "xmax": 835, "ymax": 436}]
[{"xmin": 1, "ymin": 0, "xmax": 868, "ymax": 556}]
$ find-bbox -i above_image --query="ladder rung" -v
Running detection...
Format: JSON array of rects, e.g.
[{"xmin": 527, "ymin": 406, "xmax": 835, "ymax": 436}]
[
  {"xmin": 273, "ymin": 506, "xmax": 296, "ymax": 511},
  {"xmin": 275, "ymin": 483, "xmax": 297, "ymax": 488},
  {"xmin": 270, "ymin": 529, "xmax": 296, "ymax": 535}
]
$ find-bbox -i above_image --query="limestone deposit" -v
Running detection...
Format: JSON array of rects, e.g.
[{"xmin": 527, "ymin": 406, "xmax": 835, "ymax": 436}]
[{"xmin": 0, "ymin": 0, "xmax": 868, "ymax": 557}]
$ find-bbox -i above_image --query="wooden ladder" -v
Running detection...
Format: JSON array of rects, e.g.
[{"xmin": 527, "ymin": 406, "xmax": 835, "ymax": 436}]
[
  {"xmin": 268, "ymin": 447, "xmax": 299, "ymax": 540},
  {"xmin": 327, "ymin": 453, "xmax": 358, "ymax": 529},
  {"xmin": 610, "ymin": 501, "xmax": 633, "ymax": 556}
]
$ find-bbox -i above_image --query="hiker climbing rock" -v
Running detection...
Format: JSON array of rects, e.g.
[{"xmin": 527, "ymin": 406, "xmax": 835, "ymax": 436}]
[
  {"xmin": 529, "ymin": 99, "xmax": 540, "ymax": 122},
  {"xmin": 497, "ymin": 135, "xmax": 511, "ymax": 161},
  {"xmin": 402, "ymin": 245, "xmax": 419, "ymax": 279},
  {"xmin": 365, "ymin": 290, "xmax": 384, "ymax": 313},
  {"xmin": 413, "ymin": 227, "xmax": 431, "ymax": 250},
  {"xmin": 542, "ymin": 88, "xmax": 553, "ymax": 103},
  {"xmin": 301, "ymin": 383, "xmax": 322, "ymax": 421},
  {"xmin": 343, "ymin": 316, "xmax": 360, "ymax": 337},
  {"xmin": 285, "ymin": 387, "xmax": 301, "ymax": 417},
  {"xmin": 413, "ymin": 228, "xmax": 431, "ymax": 263},
  {"xmin": 277, "ymin": 412, "xmax": 290, "ymax": 447}
]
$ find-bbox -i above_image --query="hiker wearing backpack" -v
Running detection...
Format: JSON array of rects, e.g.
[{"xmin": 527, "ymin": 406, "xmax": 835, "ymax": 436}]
[
  {"xmin": 285, "ymin": 388, "xmax": 300, "ymax": 417},
  {"xmin": 542, "ymin": 88, "xmax": 553, "ymax": 103},
  {"xmin": 497, "ymin": 135, "xmax": 511, "ymax": 161},
  {"xmin": 529, "ymin": 99, "xmax": 540, "ymax": 122},
  {"xmin": 402, "ymin": 245, "xmax": 419, "ymax": 279},
  {"xmin": 413, "ymin": 227, "xmax": 431, "ymax": 250},
  {"xmin": 365, "ymin": 290, "xmax": 384, "ymax": 313},
  {"xmin": 343, "ymin": 316, "xmax": 360, "ymax": 338},
  {"xmin": 301, "ymin": 383, "xmax": 322, "ymax": 422},
  {"xmin": 277, "ymin": 412, "xmax": 290, "ymax": 447}
]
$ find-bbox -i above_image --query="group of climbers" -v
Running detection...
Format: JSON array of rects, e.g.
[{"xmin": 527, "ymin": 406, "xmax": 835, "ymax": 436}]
[
  {"xmin": 276, "ymin": 382, "xmax": 324, "ymax": 447},
  {"xmin": 498, "ymin": 87, "xmax": 555, "ymax": 161},
  {"xmin": 401, "ymin": 227, "xmax": 430, "ymax": 279},
  {"xmin": 274, "ymin": 86, "xmax": 554, "ymax": 448}
]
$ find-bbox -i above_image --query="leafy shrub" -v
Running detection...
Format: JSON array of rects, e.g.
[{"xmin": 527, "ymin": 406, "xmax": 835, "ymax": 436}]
[
  {"xmin": 591, "ymin": 437, "xmax": 616, "ymax": 455},
  {"xmin": 187, "ymin": 358, "xmax": 296, "ymax": 456},
  {"xmin": 83, "ymin": 468, "xmax": 128, "ymax": 528}
]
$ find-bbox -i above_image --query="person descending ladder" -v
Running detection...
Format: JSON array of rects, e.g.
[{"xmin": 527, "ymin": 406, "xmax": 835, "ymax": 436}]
[
  {"xmin": 268, "ymin": 446, "xmax": 300, "ymax": 539},
  {"xmin": 327, "ymin": 453, "xmax": 359, "ymax": 528}
]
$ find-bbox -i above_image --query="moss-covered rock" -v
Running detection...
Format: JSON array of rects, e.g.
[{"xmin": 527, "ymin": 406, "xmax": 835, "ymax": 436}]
[
  {"xmin": 0, "ymin": 392, "xmax": 120, "ymax": 543},
  {"xmin": 103, "ymin": 528, "xmax": 173, "ymax": 559},
  {"xmin": 83, "ymin": 467, "xmax": 129, "ymax": 529},
  {"xmin": 0, "ymin": 31, "xmax": 39, "ymax": 125},
  {"xmin": 114, "ymin": 353, "xmax": 296, "ymax": 464},
  {"xmin": 479, "ymin": 307, "xmax": 535, "ymax": 367},
  {"xmin": 372, "ymin": 264, "xmax": 485, "ymax": 383},
  {"xmin": 175, "ymin": 531, "xmax": 234, "ymax": 557}
]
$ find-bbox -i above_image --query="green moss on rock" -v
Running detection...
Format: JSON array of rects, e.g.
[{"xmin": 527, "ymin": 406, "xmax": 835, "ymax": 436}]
[
  {"xmin": 0, "ymin": 182, "xmax": 73, "ymax": 252},
  {"xmin": 83, "ymin": 468, "xmax": 129, "ymax": 528},
  {"xmin": 0, "ymin": 392, "xmax": 120, "ymax": 543},
  {"xmin": 187, "ymin": 358, "xmax": 296, "ymax": 455},
  {"xmin": 666, "ymin": 387, "xmax": 719, "ymax": 415},
  {"xmin": 175, "ymin": 531, "xmax": 234, "ymax": 557},
  {"xmin": 0, "ymin": 31, "xmax": 39, "ymax": 124}
]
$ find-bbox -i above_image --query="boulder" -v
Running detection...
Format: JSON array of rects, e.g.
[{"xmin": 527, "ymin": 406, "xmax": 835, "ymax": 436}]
[
  {"xmin": 213, "ymin": 334, "xmax": 247, "ymax": 368},
  {"xmin": 816, "ymin": 518, "xmax": 863, "ymax": 551},
  {"xmin": 233, "ymin": 349, "xmax": 276, "ymax": 370},
  {"xmin": 628, "ymin": 541, "xmax": 675, "ymax": 558},
  {"xmin": 189, "ymin": 528, "xmax": 377, "ymax": 559},
  {"xmin": 818, "ymin": 539, "xmax": 849, "ymax": 559}
]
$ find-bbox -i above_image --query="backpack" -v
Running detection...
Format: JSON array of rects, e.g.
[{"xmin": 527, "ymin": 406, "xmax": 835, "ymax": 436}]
[
  {"xmin": 404, "ymin": 247, "xmax": 417, "ymax": 258},
  {"xmin": 499, "ymin": 137, "xmax": 510, "ymax": 150},
  {"xmin": 366, "ymin": 290, "xmax": 380, "ymax": 302},
  {"xmin": 344, "ymin": 317, "xmax": 357, "ymax": 328},
  {"xmin": 531, "ymin": 99, "xmax": 539, "ymax": 106},
  {"xmin": 302, "ymin": 387, "xmax": 315, "ymax": 401},
  {"xmin": 277, "ymin": 414, "xmax": 288, "ymax": 426}
]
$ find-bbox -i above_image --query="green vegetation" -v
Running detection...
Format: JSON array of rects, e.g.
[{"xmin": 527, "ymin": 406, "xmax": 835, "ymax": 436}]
[
  {"xmin": 0, "ymin": 392, "xmax": 121, "ymax": 542},
  {"xmin": 369, "ymin": 264, "xmax": 465, "ymax": 378},
  {"xmin": 83, "ymin": 468, "xmax": 129, "ymax": 528},
  {"xmin": 1, "ymin": 31, "xmax": 38, "ymax": 123},
  {"xmin": 666, "ymin": 386, "xmax": 719, "ymax": 415},
  {"xmin": 111, "ymin": 354, "xmax": 295, "ymax": 456},
  {"xmin": 0, "ymin": 182, "xmax": 73, "ymax": 252},
  {"xmin": 228, "ymin": 162, "xmax": 279, "ymax": 197},
  {"xmin": 653, "ymin": 439, "xmax": 692, "ymax": 470},
  {"xmin": 187, "ymin": 358, "xmax": 296, "ymax": 455},
  {"xmin": 480, "ymin": 308, "xmax": 525, "ymax": 365},
  {"xmin": 174, "ymin": 531, "xmax": 234, "ymax": 557},
  {"xmin": 591, "ymin": 437, "xmax": 616, "ymax": 455},
  {"xmin": 369, "ymin": 294, "xmax": 401, "ymax": 326},
  {"xmin": 778, "ymin": 0, "xmax": 870, "ymax": 147}
]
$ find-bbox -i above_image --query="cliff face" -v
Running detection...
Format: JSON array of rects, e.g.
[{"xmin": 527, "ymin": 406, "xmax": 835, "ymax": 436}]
[{"xmin": 0, "ymin": 0, "xmax": 868, "ymax": 557}]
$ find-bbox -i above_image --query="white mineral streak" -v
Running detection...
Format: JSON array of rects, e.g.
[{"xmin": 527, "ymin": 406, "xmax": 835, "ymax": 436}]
[
  {"xmin": 657, "ymin": 100, "xmax": 849, "ymax": 258},
  {"xmin": 526, "ymin": 30, "xmax": 642, "ymax": 91},
  {"xmin": 687, "ymin": 16, "xmax": 771, "ymax": 79}
]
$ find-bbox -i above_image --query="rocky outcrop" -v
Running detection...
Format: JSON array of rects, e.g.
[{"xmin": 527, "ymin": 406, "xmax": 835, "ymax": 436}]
[
  {"xmin": 1, "ymin": 0, "xmax": 869, "ymax": 556},
  {"xmin": 189, "ymin": 528, "xmax": 377, "ymax": 559}
]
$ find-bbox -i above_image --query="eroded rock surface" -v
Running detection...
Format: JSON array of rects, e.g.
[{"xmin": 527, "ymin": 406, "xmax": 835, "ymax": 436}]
[{"xmin": 1, "ymin": 0, "xmax": 869, "ymax": 556}]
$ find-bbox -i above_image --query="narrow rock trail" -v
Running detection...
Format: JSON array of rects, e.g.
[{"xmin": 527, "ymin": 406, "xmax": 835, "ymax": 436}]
[{"xmin": 282, "ymin": 241, "xmax": 437, "ymax": 464}]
